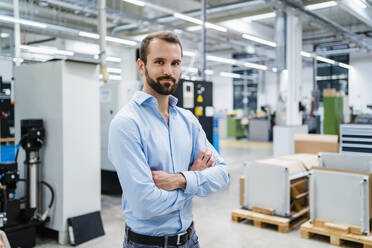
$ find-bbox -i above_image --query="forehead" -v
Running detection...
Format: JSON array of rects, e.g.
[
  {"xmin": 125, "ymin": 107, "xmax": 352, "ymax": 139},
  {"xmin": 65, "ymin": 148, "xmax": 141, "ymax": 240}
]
[{"xmin": 146, "ymin": 38, "xmax": 182, "ymax": 60}]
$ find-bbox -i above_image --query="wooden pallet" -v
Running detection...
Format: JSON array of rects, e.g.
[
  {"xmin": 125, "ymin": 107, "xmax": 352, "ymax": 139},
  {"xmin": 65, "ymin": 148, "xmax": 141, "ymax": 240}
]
[
  {"xmin": 301, "ymin": 221, "xmax": 372, "ymax": 248},
  {"xmin": 231, "ymin": 207, "xmax": 309, "ymax": 233}
]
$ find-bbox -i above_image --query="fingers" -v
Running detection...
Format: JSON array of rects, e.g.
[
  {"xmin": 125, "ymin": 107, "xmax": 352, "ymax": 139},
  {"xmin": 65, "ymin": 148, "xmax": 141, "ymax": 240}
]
[
  {"xmin": 206, "ymin": 156, "xmax": 215, "ymax": 167},
  {"xmin": 197, "ymin": 148, "xmax": 207, "ymax": 161},
  {"xmin": 202, "ymin": 150, "xmax": 212, "ymax": 163}
]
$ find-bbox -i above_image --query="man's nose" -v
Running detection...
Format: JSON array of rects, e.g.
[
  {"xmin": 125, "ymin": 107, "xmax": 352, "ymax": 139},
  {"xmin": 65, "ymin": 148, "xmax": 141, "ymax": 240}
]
[{"xmin": 162, "ymin": 64, "xmax": 172, "ymax": 75}]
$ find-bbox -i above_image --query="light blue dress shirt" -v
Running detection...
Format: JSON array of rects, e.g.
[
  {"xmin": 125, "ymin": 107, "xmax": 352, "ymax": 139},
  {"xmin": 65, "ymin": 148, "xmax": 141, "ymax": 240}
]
[{"xmin": 108, "ymin": 91, "xmax": 229, "ymax": 236}]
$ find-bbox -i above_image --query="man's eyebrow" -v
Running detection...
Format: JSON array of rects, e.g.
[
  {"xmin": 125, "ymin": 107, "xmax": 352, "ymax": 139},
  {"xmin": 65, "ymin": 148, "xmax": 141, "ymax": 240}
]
[
  {"xmin": 152, "ymin": 57, "xmax": 165, "ymax": 61},
  {"xmin": 173, "ymin": 59, "xmax": 181, "ymax": 63}
]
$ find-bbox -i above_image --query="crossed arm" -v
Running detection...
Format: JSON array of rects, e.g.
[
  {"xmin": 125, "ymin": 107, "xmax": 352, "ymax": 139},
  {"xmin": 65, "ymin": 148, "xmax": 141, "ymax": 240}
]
[{"xmin": 151, "ymin": 148, "xmax": 216, "ymax": 191}]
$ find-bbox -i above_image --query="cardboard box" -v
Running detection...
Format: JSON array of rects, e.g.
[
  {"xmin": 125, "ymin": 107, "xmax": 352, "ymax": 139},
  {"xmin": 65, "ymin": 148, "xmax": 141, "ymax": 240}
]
[
  {"xmin": 323, "ymin": 88, "xmax": 336, "ymax": 97},
  {"xmin": 279, "ymin": 153, "xmax": 319, "ymax": 170},
  {"xmin": 256, "ymin": 158, "xmax": 307, "ymax": 175},
  {"xmin": 294, "ymin": 134, "xmax": 338, "ymax": 154}
]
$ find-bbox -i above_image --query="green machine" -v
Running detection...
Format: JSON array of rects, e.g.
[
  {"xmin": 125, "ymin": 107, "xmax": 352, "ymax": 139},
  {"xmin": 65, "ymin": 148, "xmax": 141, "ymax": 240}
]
[
  {"xmin": 323, "ymin": 96, "xmax": 343, "ymax": 136},
  {"xmin": 227, "ymin": 117, "xmax": 246, "ymax": 139}
]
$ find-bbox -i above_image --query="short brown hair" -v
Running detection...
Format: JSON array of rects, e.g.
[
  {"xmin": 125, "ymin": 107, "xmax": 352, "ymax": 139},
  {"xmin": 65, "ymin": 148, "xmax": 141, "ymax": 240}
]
[{"xmin": 139, "ymin": 31, "xmax": 183, "ymax": 64}]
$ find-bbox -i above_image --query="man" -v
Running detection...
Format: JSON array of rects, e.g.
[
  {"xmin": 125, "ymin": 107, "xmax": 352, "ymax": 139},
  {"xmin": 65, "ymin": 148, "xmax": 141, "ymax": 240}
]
[{"xmin": 108, "ymin": 31, "xmax": 229, "ymax": 248}]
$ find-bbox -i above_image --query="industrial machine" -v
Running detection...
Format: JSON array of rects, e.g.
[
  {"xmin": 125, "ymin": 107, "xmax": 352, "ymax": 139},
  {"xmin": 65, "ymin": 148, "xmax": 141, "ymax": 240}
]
[
  {"xmin": 0, "ymin": 119, "xmax": 54, "ymax": 248},
  {"xmin": 173, "ymin": 79, "xmax": 214, "ymax": 144},
  {"xmin": 100, "ymin": 81, "xmax": 122, "ymax": 194},
  {"xmin": 323, "ymin": 95, "xmax": 343, "ymax": 135}
]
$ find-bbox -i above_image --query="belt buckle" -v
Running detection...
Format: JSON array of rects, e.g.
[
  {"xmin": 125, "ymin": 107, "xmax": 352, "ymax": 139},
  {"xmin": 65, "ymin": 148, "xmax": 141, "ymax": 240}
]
[{"xmin": 176, "ymin": 231, "xmax": 187, "ymax": 245}]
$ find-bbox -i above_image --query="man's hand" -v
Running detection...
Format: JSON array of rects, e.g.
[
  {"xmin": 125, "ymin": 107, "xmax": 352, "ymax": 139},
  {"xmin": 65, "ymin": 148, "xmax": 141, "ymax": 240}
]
[
  {"xmin": 152, "ymin": 171, "xmax": 186, "ymax": 191},
  {"xmin": 189, "ymin": 148, "xmax": 216, "ymax": 171}
]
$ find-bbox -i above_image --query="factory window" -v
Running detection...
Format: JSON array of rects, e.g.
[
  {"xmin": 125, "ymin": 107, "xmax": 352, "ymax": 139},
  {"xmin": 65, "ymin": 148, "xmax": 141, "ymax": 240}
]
[
  {"xmin": 232, "ymin": 53, "xmax": 259, "ymax": 112},
  {"xmin": 315, "ymin": 43, "xmax": 349, "ymax": 101},
  {"xmin": 233, "ymin": 78, "xmax": 257, "ymax": 112}
]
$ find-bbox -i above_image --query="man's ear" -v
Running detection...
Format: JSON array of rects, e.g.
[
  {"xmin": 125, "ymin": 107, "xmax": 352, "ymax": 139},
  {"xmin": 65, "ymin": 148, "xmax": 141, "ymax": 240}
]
[{"xmin": 137, "ymin": 58, "xmax": 145, "ymax": 75}]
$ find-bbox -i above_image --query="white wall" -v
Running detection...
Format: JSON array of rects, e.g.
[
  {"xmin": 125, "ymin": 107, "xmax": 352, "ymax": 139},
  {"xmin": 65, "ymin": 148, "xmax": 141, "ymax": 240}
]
[
  {"xmin": 349, "ymin": 53, "xmax": 372, "ymax": 113},
  {"xmin": 210, "ymin": 64, "xmax": 233, "ymax": 113}
]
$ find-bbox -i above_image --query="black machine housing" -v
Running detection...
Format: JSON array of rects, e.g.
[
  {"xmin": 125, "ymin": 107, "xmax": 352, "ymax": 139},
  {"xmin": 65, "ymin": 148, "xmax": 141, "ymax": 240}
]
[
  {"xmin": 173, "ymin": 79, "xmax": 214, "ymax": 144},
  {"xmin": 0, "ymin": 119, "xmax": 48, "ymax": 248}
]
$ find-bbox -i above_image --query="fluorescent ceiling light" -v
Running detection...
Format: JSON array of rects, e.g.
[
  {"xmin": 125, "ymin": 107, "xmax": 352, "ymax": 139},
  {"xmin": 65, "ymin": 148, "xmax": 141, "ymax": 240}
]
[
  {"xmin": 20, "ymin": 45, "xmax": 74, "ymax": 56},
  {"xmin": 243, "ymin": 1, "xmax": 337, "ymax": 22},
  {"xmin": 272, "ymin": 67, "xmax": 277, "ymax": 72},
  {"xmin": 207, "ymin": 55, "xmax": 237, "ymax": 65},
  {"xmin": 183, "ymin": 50, "xmax": 196, "ymax": 57},
  {"xmin": 220, "ymin": 72, "xmax": 241, "ymax": 79},
  {"xmin": 339, "ymin": 62, "xmax": 352, "ymax": 69},
  {"xmin": 0, "ymin": 15, "xmax": 47, "ymax": 28},
  {"xmin": 205, "ymin": 70, "xmax": 214, "ymax": 75},
  {"xmin": 174, "ymin": 13, "xmax": 202, "ymax": 25},
  {"xmin": 182, "ymin": 67, "xmax": 214, "ymax": 75},
  {"xmin": 183, "ymin": 67, "xmax": 198, "ymax": 73},
  {"xmin": 122, "ymin": 0, "xmax": 145, "ymax": 7},
  {"xmin": 109, "ymin": 75, "xmax": 122, "ymax": 81},
  {"xmin": 174, "ymin": 13, "xmax": 227, "ymax": 32},
  {"xmin": 353, "ymin": 0, "xmax": 367, "ymax": 8},
  {"xmin": 107, "ymin": 67, "xmax": 122, "ymax": 74},
  {"xmin": 302, "ymin": 51, "xmax": 351, "ymax": 69},
  {"xmin": 300, "ymin": 51, "xmax": 313, "ymax": 57},
  {"xmin": 205, "ymin": 23, "xmax": 228, "ymax": 32},
  {"xmin": 107, "ymin": 56, "xmax": 122, "ymax": 63},
  {"xmin": 79, "ymin": 31, "xmax": 137, "ymax": 46},
  {"xmin": 243, "ymin": 12, "xmax": 276, "ymax": 22},
  {"xmin": 305, "ymin": 1, "xmax": 337, "ymax": 10},
  {"xmin": 106, "ymin": 36, "xmax": 137, "ymax": 46},
  {"xmin": 244, "ymin": 62, "xmax": 267, "ymax": 71},
  {"xmin": 0, "ymin": 33, "xmax": 9, "ymax": 38},
  {"xmin": 187, "ymin": 26, "xmax": 202, "ymax": 32},
  {"xmin": 99, "ymin": 74, "xmax": 122, "ymax": 81},
  {"xmin": 242, "ymin": 33, "xmax": 276, "ymax": 47},
  {"xmin": 316, "ymin": 56, "xmax": 336, "ymax": 65},
  {"xmin": 207, "ymin": 55, "xmax": 267, "ymax": 71},
  {"xmin": 79, "ymin": 31, "xmax": 99, "ymax": 39}
]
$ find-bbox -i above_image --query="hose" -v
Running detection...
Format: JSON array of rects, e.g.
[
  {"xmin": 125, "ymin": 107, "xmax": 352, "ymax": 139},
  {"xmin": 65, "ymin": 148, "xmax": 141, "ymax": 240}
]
[{"xmin": 39, "ymin": 180, "xmax": 54, "ymax": 221}]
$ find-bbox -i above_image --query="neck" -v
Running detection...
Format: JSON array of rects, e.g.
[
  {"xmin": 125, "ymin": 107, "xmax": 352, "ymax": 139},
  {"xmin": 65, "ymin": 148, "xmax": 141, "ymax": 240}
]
[{"xmin": 143, "ymin": 83, "xmax": 169, "ymax": 115}]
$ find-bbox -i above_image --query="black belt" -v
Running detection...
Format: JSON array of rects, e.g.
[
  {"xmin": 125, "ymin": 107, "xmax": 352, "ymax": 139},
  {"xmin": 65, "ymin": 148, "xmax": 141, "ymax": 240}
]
[{"xmin": 125, "ymin": 222, "xmax": 194, "ymax": 246}]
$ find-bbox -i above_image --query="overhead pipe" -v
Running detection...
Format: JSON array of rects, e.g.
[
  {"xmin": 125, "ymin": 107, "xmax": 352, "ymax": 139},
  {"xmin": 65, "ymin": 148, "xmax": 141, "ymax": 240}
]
[
  {"xmin": 201, "ymin": 0, "xmax": 207, "ymax": 81},
  {"xmin": 112, "ymin": 0, "xmax": 266, "ymax": 34},
  {"xmin": 40, "ymin": 0, "xmax": 274, "ymax": 62},
  {"xmin": 281, "ymin": 0, "xmax": 372, "ymax": 51},
  {"xmin": 0, "ymin": 1, "xmax": 109, "ymax": 30}
]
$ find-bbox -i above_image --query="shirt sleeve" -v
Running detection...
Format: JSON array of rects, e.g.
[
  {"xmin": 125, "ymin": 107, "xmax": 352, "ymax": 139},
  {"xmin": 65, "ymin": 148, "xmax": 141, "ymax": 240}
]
[
  {"xmin": 108, "ymin": 116, "xmax": 192, "ymax": 220},
  {"xmin": 180, "ymin": 114, "xmax": 229, "ymax": 197}
]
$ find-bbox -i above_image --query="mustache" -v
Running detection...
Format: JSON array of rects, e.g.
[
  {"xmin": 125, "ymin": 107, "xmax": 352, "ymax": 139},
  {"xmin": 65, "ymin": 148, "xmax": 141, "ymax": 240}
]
[{"xmin": 157, "ymin": 76, "xmax": 176, "ymax": 83}]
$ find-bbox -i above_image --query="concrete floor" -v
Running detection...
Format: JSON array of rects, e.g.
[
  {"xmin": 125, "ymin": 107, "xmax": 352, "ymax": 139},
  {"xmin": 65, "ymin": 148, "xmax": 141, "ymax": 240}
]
[{"xmin": 37, "ymin": 139, "xmax": 349, "ymax": 248}]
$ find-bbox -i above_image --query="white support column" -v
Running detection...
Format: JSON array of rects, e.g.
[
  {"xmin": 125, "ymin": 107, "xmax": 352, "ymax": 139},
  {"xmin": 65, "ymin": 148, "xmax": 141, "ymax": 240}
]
[{"xmin": 285, "ymin": 11, "xmax": 302, "ymax": 126}]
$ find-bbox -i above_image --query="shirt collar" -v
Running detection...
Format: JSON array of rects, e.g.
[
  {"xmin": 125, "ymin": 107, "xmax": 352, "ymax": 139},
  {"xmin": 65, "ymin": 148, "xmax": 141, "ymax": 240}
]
[{"xmin": 133, "ymin": 91, "xmax": 178, "ymax": 107}]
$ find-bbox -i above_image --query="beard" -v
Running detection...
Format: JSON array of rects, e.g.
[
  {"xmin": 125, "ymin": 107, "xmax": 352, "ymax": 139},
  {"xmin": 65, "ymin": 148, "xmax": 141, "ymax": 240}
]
[{"xmin": 144, "ymin": 67, "xmax": 179, "ymax": 95}]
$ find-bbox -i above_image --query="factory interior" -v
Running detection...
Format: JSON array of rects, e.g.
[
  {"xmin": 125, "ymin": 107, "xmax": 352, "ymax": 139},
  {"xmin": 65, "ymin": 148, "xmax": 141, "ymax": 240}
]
[{"xmin": 0, "ymin": 0, "xmax": 372, "ymax": 247}]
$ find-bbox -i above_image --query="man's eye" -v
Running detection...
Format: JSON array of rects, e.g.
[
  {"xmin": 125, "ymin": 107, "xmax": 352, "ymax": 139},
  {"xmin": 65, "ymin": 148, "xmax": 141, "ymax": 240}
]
[{"xmin": 155, "ymin": 61, "xmax": 163, "ymax": 64}]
